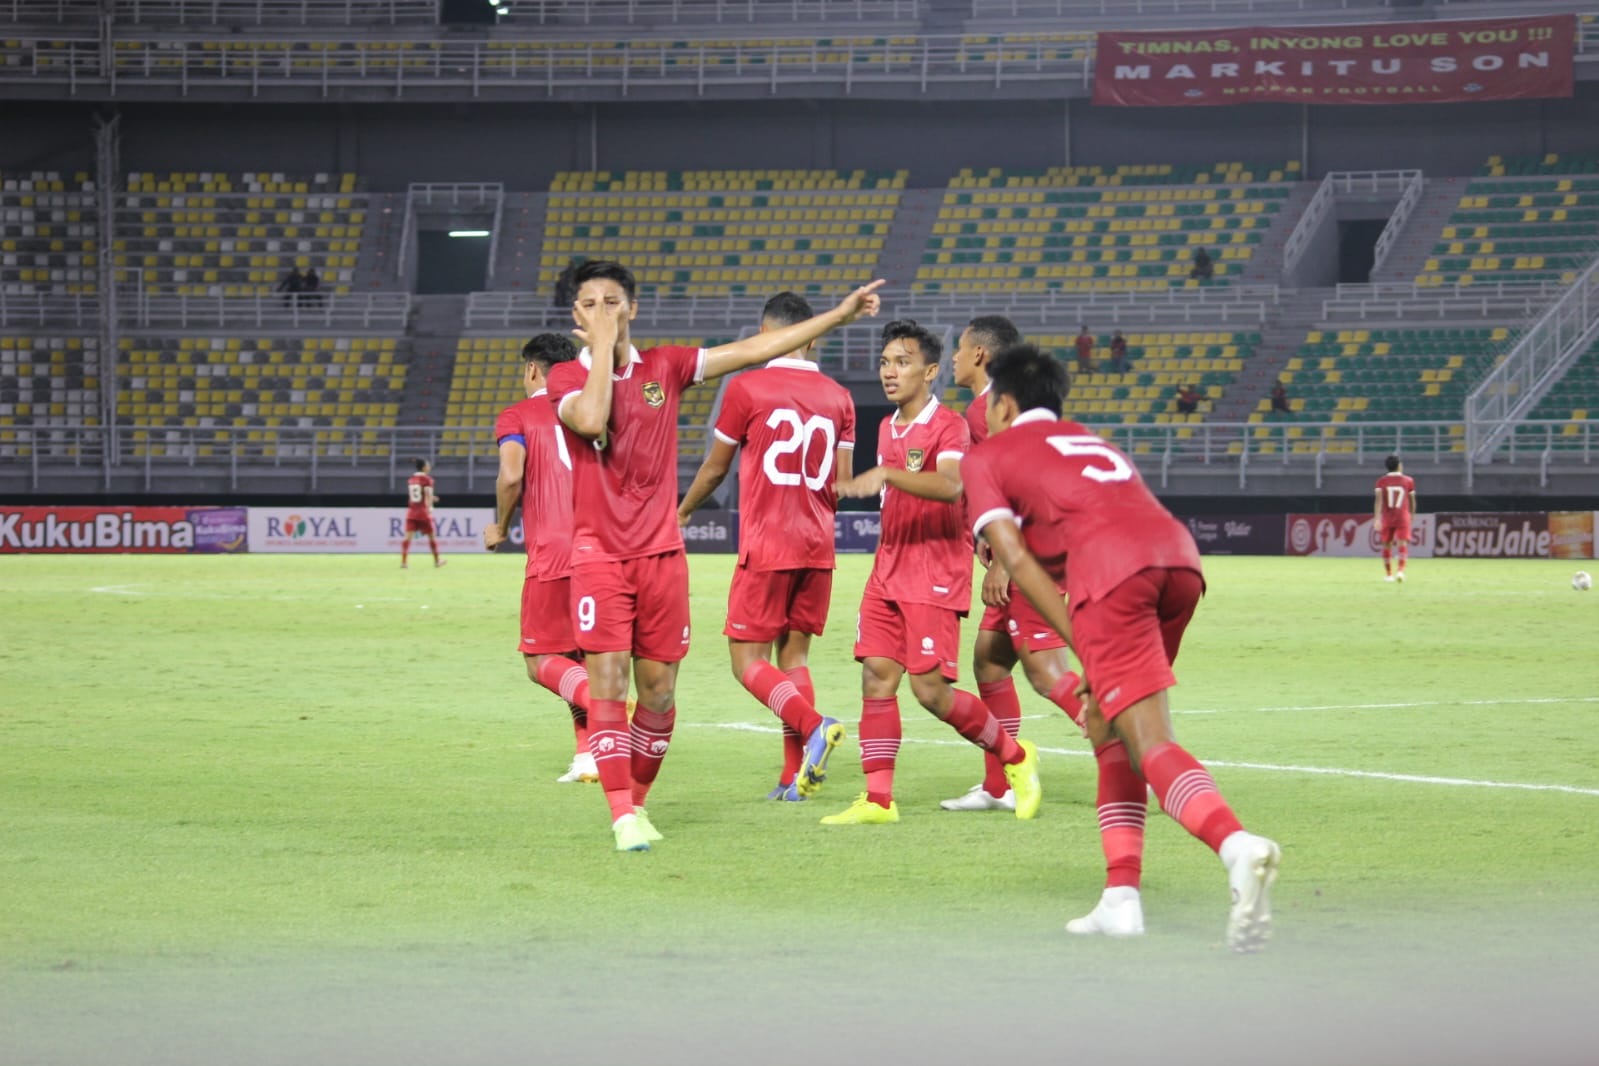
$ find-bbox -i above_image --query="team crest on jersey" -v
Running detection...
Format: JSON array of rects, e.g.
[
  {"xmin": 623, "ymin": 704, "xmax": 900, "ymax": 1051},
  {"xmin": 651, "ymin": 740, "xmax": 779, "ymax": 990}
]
[
  {"xmin": 906, "ymin": 448, "xmax": 925, "ymax": 472},
  {"xmin": 642, "ymin": 381, "xmax": 666, "ymax": 408}
]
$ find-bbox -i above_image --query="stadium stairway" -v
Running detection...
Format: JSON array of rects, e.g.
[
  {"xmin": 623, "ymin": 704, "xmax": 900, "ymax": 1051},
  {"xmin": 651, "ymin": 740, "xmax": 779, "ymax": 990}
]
[
  {"xmin": 353, "ymin": 192, "xmax": 407, "ymax": 293},
  {"xmin": 1209, "ymin": 288, "xmax": 1325, "ymax": 421},
  {"xmin": 875, "ymin": 187, "xmax": 946, "ymax": 291},
  {"xmin": 1240, "ymin": 180, "xmax": 1320, "ymax": 286},
  {"xmin": 1370, "ymin": 177, "xmax": 1472, "ymax": 284},
  {"xmin": 397, "ymin": 294, "xmax": 465, "ymax": 428},
  {"xmin": 493, "ymin": 193, "xmax": 548, "ymax": 294}
]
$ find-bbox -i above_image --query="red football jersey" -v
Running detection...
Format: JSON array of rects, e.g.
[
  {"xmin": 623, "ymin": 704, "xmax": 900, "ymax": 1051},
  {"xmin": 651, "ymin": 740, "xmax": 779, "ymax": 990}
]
[
  {"xmin": 714, "ymin": 357, "xmax": 856, "ymax": 571},
  {"xmin": 546, "ymin": 344, "xmax": 705, "ymax": 564},
  {"xmin": 405, "ymin": 472, "xmax": 434, "ymax": 519},
  {"xmin": 963, "ymin": 409, "xmax": 1202, "ymax": 609},
  {"xmin": 866, "ymin": 398, "xmax": 973, "ymax": 612},
  {"xmin": 963, "ymin": 386, "xmax": 991, "ymax": 446},
  {"xmin": 1375, "ymin": 472, "xmax": 1415, "ymax": 521},
  {"xmin": 494, "ymin": 390, "xmax": 574, "ymax": 580}
]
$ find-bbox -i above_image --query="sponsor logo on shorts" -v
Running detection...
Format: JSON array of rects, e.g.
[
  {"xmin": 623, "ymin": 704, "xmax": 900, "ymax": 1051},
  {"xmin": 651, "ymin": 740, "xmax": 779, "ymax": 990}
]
[
  {"xmin": 1006, "ymin": 619, "xmax": 1020, "ymax": 637},
  {"xmin": 1031, "ymin": 631, "xmax": 1051, "ymax": 642},
  {"xmin": 920, "ymin": 636, "xmax": 934, "ymax": 652},
  {"xmin": 681, "ymin": 624, "xmax": 691, "ymax": 644},
  {"xmin": 730, "ymin": 622, "xmax": 747, "ymax": 630},
  {"xmin": 906, "ymin": 448, "xmax": 925, "ymax": 472},
  {"xmin": 642, "ymin": 381, "xmax": 666, "ymax": 408},
  {"xmin": 1102, "ymin": 686, "xmax": 1121, "ymax": 707}
]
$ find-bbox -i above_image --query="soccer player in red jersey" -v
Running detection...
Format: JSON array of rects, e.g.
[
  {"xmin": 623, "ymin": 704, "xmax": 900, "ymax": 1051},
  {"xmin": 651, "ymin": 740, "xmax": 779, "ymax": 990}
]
[
  {"xmin": 1374, "ymin": 455, "xmax": 1417, "ymax": 583},
  {"xmin": 677, "ymin": 292, "xmax": 856, "ymax": 803},
  {"xmin": 401, "ymin": 458, "xmax": 443, "ymax": 569},
  {"xmin": 943, "ymin": 314, "xmax": 1085, "ymax": 813},
  {"xmin": 824, "ymin": 320, "xmax": 1042, "ymax": 826},
  {"xmin": 963, "ymin": 343, "xmax": 1281, "ymax": 952},
  {"xmin": 547, "ymin": 260, "xmax": 884, "ymax": 852},
  {"xmin": 483, "ymin": 333, "xmax": 599, "ymax": 785}
]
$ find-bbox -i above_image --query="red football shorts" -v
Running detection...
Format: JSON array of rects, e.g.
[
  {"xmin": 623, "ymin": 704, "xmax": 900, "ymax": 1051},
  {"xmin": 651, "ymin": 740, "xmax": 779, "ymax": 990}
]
[
  {"xmin": 404, "ymin": 516, "xmax": 435, "ymax": 535},
  {"xmin": 1380, "ymin": 517, "xmax": 1412, "ymax": 545},
  {"xmin": 1069, "ymin": 567, "xmax": 1204, "ymax": 720},
  {"xmin": 723, "ymin": 565, "xmax": 833, "ymax": 643},
  {"xmin": 571, "ymin": 550, "xmax": 692, "ymax": 662},
  {"xmin": 977, "ymin": 582, "xmax": 1069, "ymax": 653},
  {"xmin": 519, "ymin": 574, "xmax": 577, "ymax": 656},
  {"xmin": 854, "ymin": 591, "xmax": 960, "ymax": 680}
]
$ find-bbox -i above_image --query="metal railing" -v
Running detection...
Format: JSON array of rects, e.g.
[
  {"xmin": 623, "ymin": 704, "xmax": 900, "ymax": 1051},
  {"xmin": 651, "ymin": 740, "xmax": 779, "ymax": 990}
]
[
  {"xmin": 1466, "ymin": 252, "xmax": 1599, "ymax": 462},
  {"xmin": 124, "ymin": 291, "xmax": 411, "ymax": 329},
  {"xmin": 7, "ymin": 417, "xmax": 1596, "ymax": 493},
  {"xmin": 110, "ymin": 0, "xmax": 439, "ymax": 24},
  {"xmin": 1319, "ymin": 291, "xmax": 1549, "ymax": 321},
  {"xmin": 516, "ymin": 0, "xmax": 922, "ymax": 23},
  {"xmin": 1370, "ymin": 170, "xmax": 1424, "ymax": 277},
  {"xmin": 465, "ymin": 284, "xmax": 1281, "ymax": 331},
  {"xmin": 970, "ymin": 0, "xmax": 1393, "ymax": 17},
  {"xmin": 1281, "ymin": 172, "xmax": 1334, "ymax": 278}
]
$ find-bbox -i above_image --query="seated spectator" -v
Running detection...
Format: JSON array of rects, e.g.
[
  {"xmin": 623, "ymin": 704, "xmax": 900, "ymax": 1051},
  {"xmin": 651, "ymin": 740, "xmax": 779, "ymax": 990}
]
[
  {"xmin": 277, "ymin": 266, "xmax": 305, "ymax": 307},
  {"xmin": 1176, "ymin": 383, "xmax": 1206, "ymax": 415},
  {"xmin": 1074, "ymin": 324, "xmax": 1094, "ymax": 375},
  {"xmin": 1190, "ymin": 247, "xmax": 1214, "ymax": 281},
  {"xmin": 302, "ymin": 266, "xmax": 322, "ymax": 306},
  {"xmin": 1108, "ymin": 329, "xmax": 1128, "ymax": 374},
  {"xmin": 1270, "ymin": 379, "xmax": 1291, "ymax": 414}
]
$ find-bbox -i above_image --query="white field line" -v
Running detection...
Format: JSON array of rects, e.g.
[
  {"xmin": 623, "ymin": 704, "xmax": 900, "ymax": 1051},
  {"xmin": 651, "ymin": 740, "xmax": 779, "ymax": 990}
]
[{"xmin": 689, "ymin": 719, "xmax": 1599, "ymax": 797}]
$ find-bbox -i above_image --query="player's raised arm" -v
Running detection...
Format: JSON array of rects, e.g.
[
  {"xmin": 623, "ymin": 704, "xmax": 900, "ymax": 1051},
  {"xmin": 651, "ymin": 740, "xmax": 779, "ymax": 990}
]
[
  {"xmin": 980, "ymin": 516, "xmax": 1073, "ymax": 650},
  {"xmin": 560, "ymin": 293, "xmax": 621, "ymax": 441},
  {"xmin": 485, "ymin": 437, "xmax": 526, "ymax": 551},
  {"xmin": 701, "ymin": 279, "xmax": 885, "ymax": 381},
  {"xmin": 677, "ymin": 438, "xmax": 738, "ymax": 526}
]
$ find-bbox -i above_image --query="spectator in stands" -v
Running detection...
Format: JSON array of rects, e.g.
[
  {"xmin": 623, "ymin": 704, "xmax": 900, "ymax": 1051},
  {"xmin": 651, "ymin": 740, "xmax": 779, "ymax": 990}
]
[
  {"xmin": 1190, "ymin": 247, "xmax": 1214, "ymax": 282},
  {"xmin": 1075, "ymin": 325, "xmax": 1094, "ymax": 375},
  {"xmin": 1176, "ymin": 384, "xmax": 1206, "ymax": 415},
  {"xmin": 1108, "ymin": 329, "xmax": 1128, "ymax": 374},
  {"xmin": 1270, "ymin": 379, "xmax": 1291, "ymax": 414},
  {"xmin": 277, "ymin": 266, "xmax": 305, "ymax": 307},
  {"xmin": 303, "ymin": 266, "xmax": 323, "ymax": 306}
]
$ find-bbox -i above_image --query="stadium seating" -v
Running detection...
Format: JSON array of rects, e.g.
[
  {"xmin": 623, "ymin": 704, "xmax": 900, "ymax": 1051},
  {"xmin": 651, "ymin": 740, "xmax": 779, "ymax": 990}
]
[
  {"xmin": 1524, "ymin": 338, "xmax": 1599, "ymax": 439},
  {"xmin": 1253, "ymin": 326, "xmax": 1518, "ymax": 453},
  {"xmin": 0, "ymin": 334, "xmax": 98, "ymax": 458},
  {"xmin": 439, "ymin": 334, "xmax": 732, "ymax": 459},
  {"xmin": 1417, "ymin": 154, "xmax": 1599, "ymax": 288},
  {"xmin": 114, "ymin": 172, "xmax": 363, "ymax": 297},
  {"xmin": 942, "ymin": 329, "xmax": 1258, "ymax": 431},
  {"xmin": 540, "ymin": 170, "xmax": 905, "ymax": 298},
  {"xmin": 916, "ymin": 161, "xmax": 1298, "ymax": 293},
  {"xmin": 1, "ymin": 171, "xmax": 96, "ymax": 295},
  {"xmin": 118, "ymin": 334, "xmax": 404, "ymax": 457}
]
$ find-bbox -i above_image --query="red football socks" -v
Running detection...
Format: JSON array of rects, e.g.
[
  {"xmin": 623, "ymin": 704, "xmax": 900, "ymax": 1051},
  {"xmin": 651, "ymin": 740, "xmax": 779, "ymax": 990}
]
[
  {"xmin": 784, "ymin": 666, "xmax": 817, "ymax": 708},
  {"xmin": 740, "ymin": 660, "xmax": 824, "ymax": 741},
  {"xmin": 1094, "ymin": 740, "xmax": 1147, "ymax": 890},
  {"xmin": 1048, "ymin": 671, "xmax": 1085, "ymax": 727},
  {"xmin": 859, "ymin": 696, "xmax": 901, "ymax": 806},
  {"xmin": 1139, "ymin": 741, "xmax": 1242, "ymax": 853},
  {"xmin": 781, "ymin": 667, "xmax": 817, "ymax": 786},
  {"xmin": 587, "ymin": 698, "xmax": 634, "ymax": 821},
  {"xmin": 977, "ymin": 678, "xmax": 1022, "ymax": 797},
  {"xmin": 946, "ymin": 689, "xmax": 1023, "ymax": 764},
  {"xmin": 1382, "ymin": 545, "xmax": 1393, "ymax": 574},
  {"xmin": 629, "ymin": 705, "xmax": 675, "ymax": 807}
]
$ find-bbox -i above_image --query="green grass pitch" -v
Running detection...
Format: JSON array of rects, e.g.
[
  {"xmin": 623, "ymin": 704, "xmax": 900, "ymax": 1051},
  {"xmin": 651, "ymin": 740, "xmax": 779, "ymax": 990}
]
[{"xmin": 2, "ymin": 552, "xmax": 1596, "ymax": 1065}]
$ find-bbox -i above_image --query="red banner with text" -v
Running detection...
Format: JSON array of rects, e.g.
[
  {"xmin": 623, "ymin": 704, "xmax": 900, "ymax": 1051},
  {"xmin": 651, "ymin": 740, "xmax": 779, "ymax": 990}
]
[{"xmin": 1093, "ymin": 14, "xmax": 1575, "ymax": 107}]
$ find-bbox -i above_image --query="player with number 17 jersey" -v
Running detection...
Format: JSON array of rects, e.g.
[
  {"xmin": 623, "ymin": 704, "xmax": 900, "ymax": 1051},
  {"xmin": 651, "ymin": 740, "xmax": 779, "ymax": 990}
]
[{"xmin": 718, "ymin": 358, "xmax": 856, "ymax": 576}]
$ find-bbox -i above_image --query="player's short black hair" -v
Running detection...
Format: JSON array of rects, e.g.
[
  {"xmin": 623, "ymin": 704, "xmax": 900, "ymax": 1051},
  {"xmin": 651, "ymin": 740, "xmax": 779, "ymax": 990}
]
[
  {"xmin": 522, "ymin": 332, "xmax": 578, "ymax": 370},
  {"xmin": 760, "ymin": 291, "xmax": 815, "ymax": 329},
  {"xmin": 414, "ymin": 457, "xmax": 429, "ymax": 472},
  {"xmin": 965, "ymin": 315, "xmax": 1020, "ymax": 354},
  {"xmin": 1385, "ymin": 454, "xmax": 1402, "ymax": 472},
  {"xmin": 989, "ymin": 343, "xmax": 1069, "ymax": 415},
  {"xmin": 571, "ymin": 259, "xmax": 637, "ymax": 302},
  {"xmin": 881, "ymin": 319, "xmax": 943, "ymax": 365}
]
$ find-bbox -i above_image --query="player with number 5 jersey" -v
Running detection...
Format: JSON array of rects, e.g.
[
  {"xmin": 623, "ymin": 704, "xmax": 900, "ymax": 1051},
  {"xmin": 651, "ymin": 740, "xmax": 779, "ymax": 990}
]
[
  {"xmin": 963, "ymin": 342, "xmax": 1280, "ymax": 952},
  {"xmin": 679, "ymin": 292, "xmax": 857, "ymax": 803}
]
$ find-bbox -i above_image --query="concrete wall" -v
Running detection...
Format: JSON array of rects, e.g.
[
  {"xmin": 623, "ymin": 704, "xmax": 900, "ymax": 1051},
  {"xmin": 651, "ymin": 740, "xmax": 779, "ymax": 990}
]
[{"xmin": 3, "ymin": 84, "xmax": 1597, "ymax": 189}]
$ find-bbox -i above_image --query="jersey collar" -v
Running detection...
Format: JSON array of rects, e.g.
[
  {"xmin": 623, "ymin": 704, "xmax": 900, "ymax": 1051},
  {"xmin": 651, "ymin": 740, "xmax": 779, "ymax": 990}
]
[
  {"xmin": 577, "ymin": 344, "xmax": 643, "ymax": 380},
  {"xmin": 768, "ymin": 357, "xmax": 818, "ymax": 372},
  {"xmin": 1013, "ymin": 408, "xmax": 1058, "ymax": 427},
  {"xmin": 890, "ymin": 394, "xmax": 941, "ymax": 437}
]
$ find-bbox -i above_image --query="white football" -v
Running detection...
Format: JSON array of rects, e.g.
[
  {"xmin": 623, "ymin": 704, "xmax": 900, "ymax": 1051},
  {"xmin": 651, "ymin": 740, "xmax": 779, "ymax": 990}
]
[{"xmin": 1574, "ymin": 571, "xmax": 1594, "ymax": 592}]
